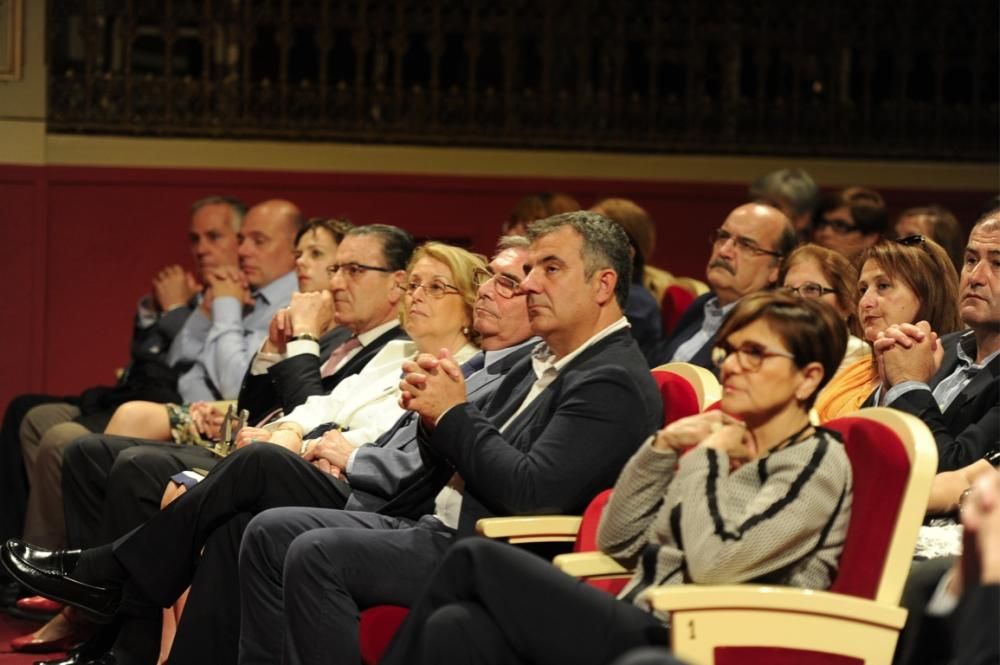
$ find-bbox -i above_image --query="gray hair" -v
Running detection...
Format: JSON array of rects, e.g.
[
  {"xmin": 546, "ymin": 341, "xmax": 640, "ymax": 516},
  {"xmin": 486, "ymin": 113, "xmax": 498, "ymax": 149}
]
[
  {"xmin": 190, "ymin": 196, "xmax": 247, "ymax": 232},
  {"xmin": 495, "ymin": 235, "xmax": 530, "ymax": 252},
  {"xmin": 750, "ymin": 169, "xmax": 818, "ymax": 218},
  {"xmin": 527, "ymin": 211, "xmax": 632, "ymax": 309}
]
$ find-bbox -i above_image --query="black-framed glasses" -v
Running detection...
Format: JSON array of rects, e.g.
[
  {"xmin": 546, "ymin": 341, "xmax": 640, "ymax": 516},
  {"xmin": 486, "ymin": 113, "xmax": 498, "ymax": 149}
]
[
  {"xmin": 712, "ymin": 340, "xmax": 797, "ymax": 372},
  {"xmin": 783, "ymin": 282, "xmax": 838, "ymax": 299},
  {"xmin": 895, "ymin": 234, "xmax": 928, "ymax": 248},
  {"xmin": 472, "ymin": 267, "xmax": 521, "ymax": 298},
  {"xmin": 814, "ymin": 217, "xmax": 860, "ymax": 235},
  {"xmin": 326, "ymin": 262, "xmax": 393, "ymax": 278},
  {"xmin": 399, "ymin": 279, "xmax": 461, "ymax": 299},
  {"xmin": 710, "ymin": 228, "xmax": 783, "ymax": 258}
]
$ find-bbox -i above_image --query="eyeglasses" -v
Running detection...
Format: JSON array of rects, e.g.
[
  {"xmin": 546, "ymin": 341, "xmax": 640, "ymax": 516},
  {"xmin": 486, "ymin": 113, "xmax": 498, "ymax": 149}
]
[
  {"xmin": 472, "ymin": 267, "xmax": 522, "ymax": 298},
  {"xmin": 326, "ymin": 263, "xmax": 393, "ymax": 278},
  {"xmin": 399, "ymin": 279, "xmax": 461, "ymax": 299},
  {"xmin": 813, "ymin": 217, "xmax": 860, "ymax": 235},
  {"xmin": 783, "ymin": 282, "xmax": 838, "ymax": 299},
  {"xmin": 710, "ymin": 228, "xmax": 783, "ymax": 258},
  {"xmin": 895, "ymin": 234, "xmax": 927, "ymax": 248},
  {"xmin": 712, "ymin": 340, "xmax": 797, "ymax": 372}
]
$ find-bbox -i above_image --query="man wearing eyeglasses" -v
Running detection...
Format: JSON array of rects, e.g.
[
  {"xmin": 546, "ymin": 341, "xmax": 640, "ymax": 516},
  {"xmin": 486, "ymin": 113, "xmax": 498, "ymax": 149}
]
[
  {"xmin": 0, "ymin": 238, "xmax": 544, "ymax": 665},
  {"xmin": 237, "ymin": 224, "xmax": 413, "ymax": 422},
  {"xmin": 654, "ymin": 203, "xmax": 796, "ymax": 373},
  {"xmin": 231, "ymin": 212, "xmax": 663, "ymax": 665},
  {"xmin": 811, "ymin": 186, "xmax": 888, "ymax": 261}
]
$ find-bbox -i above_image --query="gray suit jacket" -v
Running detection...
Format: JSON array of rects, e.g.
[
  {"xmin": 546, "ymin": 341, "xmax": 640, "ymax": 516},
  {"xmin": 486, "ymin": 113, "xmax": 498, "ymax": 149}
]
[{"xmin": 345, "ymin": 339, "xmax": 538, "ymax": 512}]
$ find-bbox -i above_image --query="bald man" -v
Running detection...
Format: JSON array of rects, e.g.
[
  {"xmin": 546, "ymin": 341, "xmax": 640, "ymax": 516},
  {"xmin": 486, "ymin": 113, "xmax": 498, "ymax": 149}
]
[{"xmin": 654, "ymin": 203, "xmax": 796, "ymax": 372}]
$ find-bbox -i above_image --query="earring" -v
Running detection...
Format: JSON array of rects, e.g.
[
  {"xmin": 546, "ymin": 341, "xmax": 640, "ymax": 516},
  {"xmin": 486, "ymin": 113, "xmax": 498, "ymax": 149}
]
[{"xmin": 462, "ymin": 326, "xmax": 470, "ymax": 337}]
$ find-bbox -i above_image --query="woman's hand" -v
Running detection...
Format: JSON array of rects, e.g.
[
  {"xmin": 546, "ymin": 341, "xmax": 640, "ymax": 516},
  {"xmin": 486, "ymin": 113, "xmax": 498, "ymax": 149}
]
[
  {"xmin": 189, "ymin": 402, "xmax": 225, "ymax": 441},
  {"xmin": 700, "ymin": 421, "xmax": 755, "ymax": 469},
  {"xmin": 652, "ymin": 411, "xmax": 744, "ymax": 453}
]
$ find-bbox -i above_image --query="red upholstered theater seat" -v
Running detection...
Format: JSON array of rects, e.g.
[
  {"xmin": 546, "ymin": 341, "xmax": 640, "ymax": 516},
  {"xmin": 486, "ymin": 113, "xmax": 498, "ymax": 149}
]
[{"xmin": 661, "ymin": 284, "xmax": 696, "ymax": 337}]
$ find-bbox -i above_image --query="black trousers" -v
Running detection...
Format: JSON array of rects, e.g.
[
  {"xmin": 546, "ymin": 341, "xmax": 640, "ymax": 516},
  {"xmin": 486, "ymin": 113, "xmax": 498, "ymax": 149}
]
[
  {"xmin": 380, "ymin": 538, "xmax": 669, "ymax": 665},
  {"xmin": 0, "ymin": 393, "xmax": 74, "ymax": 543},
  {"xmin": 62, "ymin": 433, "xmax": 222, "ymax": 548},
  {"xmin": 109, "ymin": 443, "xmax": 350, "ymax": 614}
]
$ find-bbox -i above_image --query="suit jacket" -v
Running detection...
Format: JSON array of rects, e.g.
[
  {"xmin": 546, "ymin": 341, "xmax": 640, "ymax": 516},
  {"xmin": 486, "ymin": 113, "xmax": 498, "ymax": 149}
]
[
  {"xmin": 381, "ymin": 328, "xmax": 663, "ymax": 536},
  {"xmin": 890, "ymin": 331, "xmax": 1000, "ymax": 472},
  {"xmin": 236, "ymin": 325, "xmax": 406, "ymax": 424},
  {"xmin": 652, "ymin": 291, "xmax": 719, "ymax": 375},
  {"xmin": 345, "ymin": 340, "xmax": 537, "ymax": 513}
]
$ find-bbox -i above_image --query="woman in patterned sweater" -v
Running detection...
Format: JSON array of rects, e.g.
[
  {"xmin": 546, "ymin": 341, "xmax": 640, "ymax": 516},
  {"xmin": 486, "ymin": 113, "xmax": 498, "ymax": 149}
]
[{"xmin": 380, "ymin": 291, "xmax": 854, "ymax": 665}]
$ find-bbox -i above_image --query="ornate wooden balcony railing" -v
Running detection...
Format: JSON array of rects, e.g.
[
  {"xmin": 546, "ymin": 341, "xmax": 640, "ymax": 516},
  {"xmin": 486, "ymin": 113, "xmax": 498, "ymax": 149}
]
[{"xmin": 47, "ymin": 0, "xmax": 998, "ymax": 161}]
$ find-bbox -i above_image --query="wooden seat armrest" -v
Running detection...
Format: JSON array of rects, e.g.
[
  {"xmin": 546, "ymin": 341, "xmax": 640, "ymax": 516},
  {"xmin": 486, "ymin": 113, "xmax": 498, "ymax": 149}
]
[
  {"xmin": 646, "ymin": 585, "xmax": 907, "ymax": 629},
  {"xmin": 552, "ymin": 551, "xmax": 630, "ymax": 578},
  {"xmin": 475, "ymin": 516, "xmax": 582, "ymax": 544}
]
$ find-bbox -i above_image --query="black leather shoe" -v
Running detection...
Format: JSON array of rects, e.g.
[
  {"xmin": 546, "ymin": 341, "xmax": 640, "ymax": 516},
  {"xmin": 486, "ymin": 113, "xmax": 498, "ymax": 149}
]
[
  {"xmin": 1, "ymin": 540, "xmax": 119, "ymax": 621},
  {"xmin": 34, "ymin": 649, "xmax": 116, "ymax": 665}
]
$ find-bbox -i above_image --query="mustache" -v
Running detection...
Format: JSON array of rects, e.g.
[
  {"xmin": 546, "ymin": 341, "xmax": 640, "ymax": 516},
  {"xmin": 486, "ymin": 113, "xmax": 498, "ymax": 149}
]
[{"xmin": 709, "ymin": 258, "xmax": 735, "ymax": 275}]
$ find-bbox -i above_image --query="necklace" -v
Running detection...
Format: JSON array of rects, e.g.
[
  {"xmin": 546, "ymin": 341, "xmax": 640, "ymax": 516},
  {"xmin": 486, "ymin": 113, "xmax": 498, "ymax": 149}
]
[{"xmin": 767, "ymin": 422, "xmax": 815, "ymax": 456}]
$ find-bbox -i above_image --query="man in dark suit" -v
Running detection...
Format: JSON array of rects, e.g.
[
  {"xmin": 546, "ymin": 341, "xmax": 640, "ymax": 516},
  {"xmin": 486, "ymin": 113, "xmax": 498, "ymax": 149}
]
[
  {"xmin": 60, "ymin": 224, "xmax": 415, "ymax": 553},
  {"xmin": 875, "ymin": 212, "xmax": 1000, "ymax": 472},
  {"xmin": 878, "ymin": 212, "xmax": 999, "ymax": 665},
  {"xmin": 236, "ymin": 211, "xmax": 663, "ymax": 665},
  {"xmin": 655, "ymin": 203, "xmax": 796, "ymax": 373},
  {"xmin": 0, "ymin": 237, "xmax": 538, "ymax": 665},
  {"xmin": 0, "ymin": 196, "xmax": 244, "ymax": 556},
  {"xmin": 237, "ymin": 223, "xmax": 416, "ymax": 423}
]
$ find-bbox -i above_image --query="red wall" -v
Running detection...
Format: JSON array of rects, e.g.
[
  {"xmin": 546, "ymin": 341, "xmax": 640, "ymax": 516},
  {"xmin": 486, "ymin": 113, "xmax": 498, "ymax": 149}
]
[{"xmin": 0, "ymin": 163, "xmax": 991, "ymax": 416}]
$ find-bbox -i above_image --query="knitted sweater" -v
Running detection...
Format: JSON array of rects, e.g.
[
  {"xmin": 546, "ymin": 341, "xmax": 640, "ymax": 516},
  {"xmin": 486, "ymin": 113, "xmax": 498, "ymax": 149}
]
[{"xmin": 597, "ymin": 428, "xmax": 853, "ymax": 620}]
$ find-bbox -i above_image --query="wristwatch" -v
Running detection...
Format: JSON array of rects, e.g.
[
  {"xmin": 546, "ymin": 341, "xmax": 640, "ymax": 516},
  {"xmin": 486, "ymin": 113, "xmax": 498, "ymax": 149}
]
[{"xmin": 290, "ymin": 333, "xmax": 320, "ymax": 343}]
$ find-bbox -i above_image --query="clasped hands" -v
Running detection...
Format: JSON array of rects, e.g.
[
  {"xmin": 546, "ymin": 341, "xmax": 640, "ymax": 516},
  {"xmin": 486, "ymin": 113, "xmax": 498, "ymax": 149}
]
[
  {"xmin": 873, "ymin": 320, "xmax": 944, "ymax": 390},
  {"xmin": 264, "ymin": 291, "xmax": 336, "ymax": 354},
  {"xmin": 653, "ymin": 411, "xmax": 753, "ymax": 470},
  {"xmin": 233, "ymin": 424, "xmax": 353, "ymax": 478},
  {"xmin": 398, "ymin": 349, "xmax": 467, "ymax": 430},
  {"xmin": 151, "ymin": 265, "xmax": 200, "ymax": 312},
  {"xmin": 201, "ymin": 266, "xmax": 253, "ymax": 315}
]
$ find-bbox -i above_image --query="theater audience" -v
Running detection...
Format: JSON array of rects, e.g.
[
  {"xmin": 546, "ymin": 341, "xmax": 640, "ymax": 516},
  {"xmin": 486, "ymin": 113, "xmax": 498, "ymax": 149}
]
[
  {"xmin": 7, "ymin": 197, "xmax": 247, "ymax": 557},
  {"xmin": 102, "ymin": 198, "xmax": 303, "ymax": 443},
  {"xmin": 780, "ymin": 244, "xmax": 867, "ymax": 371},
  {"xmin": 894, "ymin": 205, "xmax": 964, "ymax": 275},
  {"xmin": 2, "ymin": 240, "xmax": 484, "ymax": 664},
  {"xmin": 654, "ymin": 203, "xmax": 795, "ymax": 373},
  {"xmin": 4, "ymin": 217, "xmax": 351, "ymax": 655},
  {"xmin": 233, "ymin": 211, "xmax": 662, "ymax": 665},
  {"xmin": 814, "ymin": 236, "xmax": 961, "ymax": 421},
  {"xmin": 872, "ymin": 212, "xmax": 1000, "ymax": 471},
  {"xmin": 378, "ymin": 291, "xmax": 853, "ymax": 665},
  {"xmin": 812, "ymin": 186, "xmax": 888, "ymax": 261}
]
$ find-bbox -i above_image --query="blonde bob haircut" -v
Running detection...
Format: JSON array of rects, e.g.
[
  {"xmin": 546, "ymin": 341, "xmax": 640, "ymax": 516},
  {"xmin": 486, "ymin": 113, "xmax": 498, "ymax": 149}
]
[{"xmin": 399, "ymin": 242, "xmax": 488, "ymax": 344}]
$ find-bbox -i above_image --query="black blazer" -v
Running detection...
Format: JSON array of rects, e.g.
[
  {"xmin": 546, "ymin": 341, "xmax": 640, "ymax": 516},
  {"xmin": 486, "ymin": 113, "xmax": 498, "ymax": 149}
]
[
  {"xmin": 652, "ymin": 291, "xmax": 719, "ymax": 375},
  {"xmin": 347, "ymin": 341, "xmax": 537, "ymax": 513},
  {"xmin": 381, "ymin": 328, "xmax": 663, "ymax": 536},
  {"xmin": 236, "ymin": 325, "xmax": 407, "ymax": 424},
  {"xmin": 890, "ymin": 331, "xmax": 1000, "ymax": 472}
]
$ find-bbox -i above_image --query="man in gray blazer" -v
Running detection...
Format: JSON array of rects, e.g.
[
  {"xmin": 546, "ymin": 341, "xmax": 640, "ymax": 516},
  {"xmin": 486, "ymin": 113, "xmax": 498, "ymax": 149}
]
[
  {"xmin": 1, "ymin": 236, "xmax": 538, "ymax": 665},
  {"xmin": 236, "ymin": 211, "xmax": 663, "ymax": 665}
]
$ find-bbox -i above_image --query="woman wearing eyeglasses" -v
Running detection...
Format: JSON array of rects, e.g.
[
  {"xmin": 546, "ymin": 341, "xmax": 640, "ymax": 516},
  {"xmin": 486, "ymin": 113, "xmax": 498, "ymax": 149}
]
[
  {"xmin": 237, "ymin": 242, "xmax": 483, "ymax": 454},
  {"xmin": 780, "ymin": 244, "xmax": 867, "ymax": 372},
  {"xmin": 378, "ymin": 291, "xmax": 853, "ymax": 665},
  {"xmin": 814, "ymin": 236, "xmax": 961, "ymax": 421}
]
